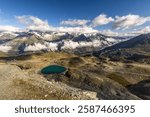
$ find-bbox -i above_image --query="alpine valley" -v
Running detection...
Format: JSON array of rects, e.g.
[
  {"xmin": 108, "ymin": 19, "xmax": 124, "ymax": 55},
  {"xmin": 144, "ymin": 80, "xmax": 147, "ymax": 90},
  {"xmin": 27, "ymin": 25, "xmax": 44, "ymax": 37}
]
[{"xmin": 0, "ymin": 30, "xmax": 149, "ymax": 100}]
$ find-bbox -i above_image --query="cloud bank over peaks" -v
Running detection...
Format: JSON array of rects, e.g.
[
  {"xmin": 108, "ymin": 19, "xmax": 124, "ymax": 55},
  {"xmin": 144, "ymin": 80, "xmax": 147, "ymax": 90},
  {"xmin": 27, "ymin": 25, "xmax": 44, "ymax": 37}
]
[
  {"xmin": 0, "ymin": 25, "xmax": 20, "ymax": 32},
  {"xmin": 56, "ymin": 26, "xmax": 98, "ymax": 33}
]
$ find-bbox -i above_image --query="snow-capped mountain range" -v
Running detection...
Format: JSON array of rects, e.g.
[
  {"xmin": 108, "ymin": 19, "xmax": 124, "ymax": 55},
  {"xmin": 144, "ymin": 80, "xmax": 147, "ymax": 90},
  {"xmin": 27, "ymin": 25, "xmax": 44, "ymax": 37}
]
[{"xmin": 0, "ymin": 30, "xmax": 132, "ymax": 55}]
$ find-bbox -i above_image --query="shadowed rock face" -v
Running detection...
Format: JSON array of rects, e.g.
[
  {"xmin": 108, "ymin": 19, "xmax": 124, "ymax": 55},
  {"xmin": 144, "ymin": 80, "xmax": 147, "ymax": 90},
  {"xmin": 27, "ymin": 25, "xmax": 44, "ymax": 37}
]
[{"xmin": 127, "ymin": 79, "xmax": 150, "ymax": 100}]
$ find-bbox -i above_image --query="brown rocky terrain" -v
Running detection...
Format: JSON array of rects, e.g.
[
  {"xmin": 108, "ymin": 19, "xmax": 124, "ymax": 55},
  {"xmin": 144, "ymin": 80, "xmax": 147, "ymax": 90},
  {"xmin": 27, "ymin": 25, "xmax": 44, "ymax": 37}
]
[{"xmin": 1, "ymin": 51, "xmax": 149, "ymax": 100}]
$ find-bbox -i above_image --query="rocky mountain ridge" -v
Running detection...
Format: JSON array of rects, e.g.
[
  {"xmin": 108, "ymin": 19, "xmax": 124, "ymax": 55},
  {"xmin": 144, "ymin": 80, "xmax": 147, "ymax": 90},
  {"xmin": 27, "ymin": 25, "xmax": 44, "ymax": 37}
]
[{"xmin": 0, "ymin": 30, "xmax": 130, "ymax": 55}]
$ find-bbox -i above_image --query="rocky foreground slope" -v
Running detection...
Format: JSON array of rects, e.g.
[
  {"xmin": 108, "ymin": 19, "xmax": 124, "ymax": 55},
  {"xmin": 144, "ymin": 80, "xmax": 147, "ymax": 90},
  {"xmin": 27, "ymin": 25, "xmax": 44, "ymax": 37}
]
[{"xmin": 0, "ymin": 64, "xmax": 97, "ymax": 100}]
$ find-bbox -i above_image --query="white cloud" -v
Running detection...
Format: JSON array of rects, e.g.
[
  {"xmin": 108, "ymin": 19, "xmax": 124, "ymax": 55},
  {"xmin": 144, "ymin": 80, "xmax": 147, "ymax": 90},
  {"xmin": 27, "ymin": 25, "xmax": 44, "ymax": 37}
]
[
  {"xmin": 92, "ymin": 14, "xmax": 114, "ymax": 27},
  {"xmin": 0, "ymin": 14, "xmax": 149, "ymax": 36},
  {"xmin": 106, "ymin": 38, "xmax": 117, "ymax": 42},
  {"xmin": 16, "ymin": 15, "xmax": 52, "ymax": 31},
  {"xmin": 100, "ymin": 29, "xmax": 138, "ymax": 36},
  {"xmin": 0, "ymin": 25, "xmax": 20, "ymax": 32},
  {"xmin": 44, "ymin": 42, "xmax": 58, "ymax": 51},
  {"xmin": 62, "ymin": 40, "xmax": 79, "ymax": 49},
  {"xmin": 137, "ymin": 26, "xmax": 150, "ymax": 34},
  {"xmin": 62, "ymin": 40, "xmax": 102, "ymax": 50},
  {"xmin": 24, "ymin": 43, "xmax": 47, "ymax": 51},
  {"xmin": 16, "ymin": 15, "xmax": 98, "ymax": 33},
  {"xmin": 0, "ymin": 45, "xmax": 12, "ymax": 52},
  {"xmin": 131, "ymin": 26, "xmax": 150, "ymax": 35},
  {"xmin": 100, "ymin": 29, "xmax": 119, "ymax": 36},
  {"xmin": 113, "ymin": 14, "xmax": 150, "ymax": 30},
  {"xmin": 60, "ymin": 19, "xmax": 90, "ymax": 26},
  {"xmin": 56, "ymin": 26, "xmax": 98, "ymax": 33},
  {"xmin": 24, "ymin": 42, "xmax": 58, "ymax": 52}
]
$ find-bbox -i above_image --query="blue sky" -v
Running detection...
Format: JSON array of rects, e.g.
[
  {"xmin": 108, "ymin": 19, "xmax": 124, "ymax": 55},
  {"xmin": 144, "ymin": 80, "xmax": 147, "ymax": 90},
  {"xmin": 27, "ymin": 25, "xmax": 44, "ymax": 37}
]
[{"xmin": 0, "ymin": 0, "xmax": 150, "ymax": 35}]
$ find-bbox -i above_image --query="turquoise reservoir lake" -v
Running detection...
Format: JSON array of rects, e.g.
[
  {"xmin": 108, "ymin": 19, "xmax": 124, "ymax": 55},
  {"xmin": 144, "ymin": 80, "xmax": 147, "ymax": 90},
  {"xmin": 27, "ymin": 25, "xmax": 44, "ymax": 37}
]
[{"xmin": 41, "ymin": 65, "xmax": 67, "ymax": 74}]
